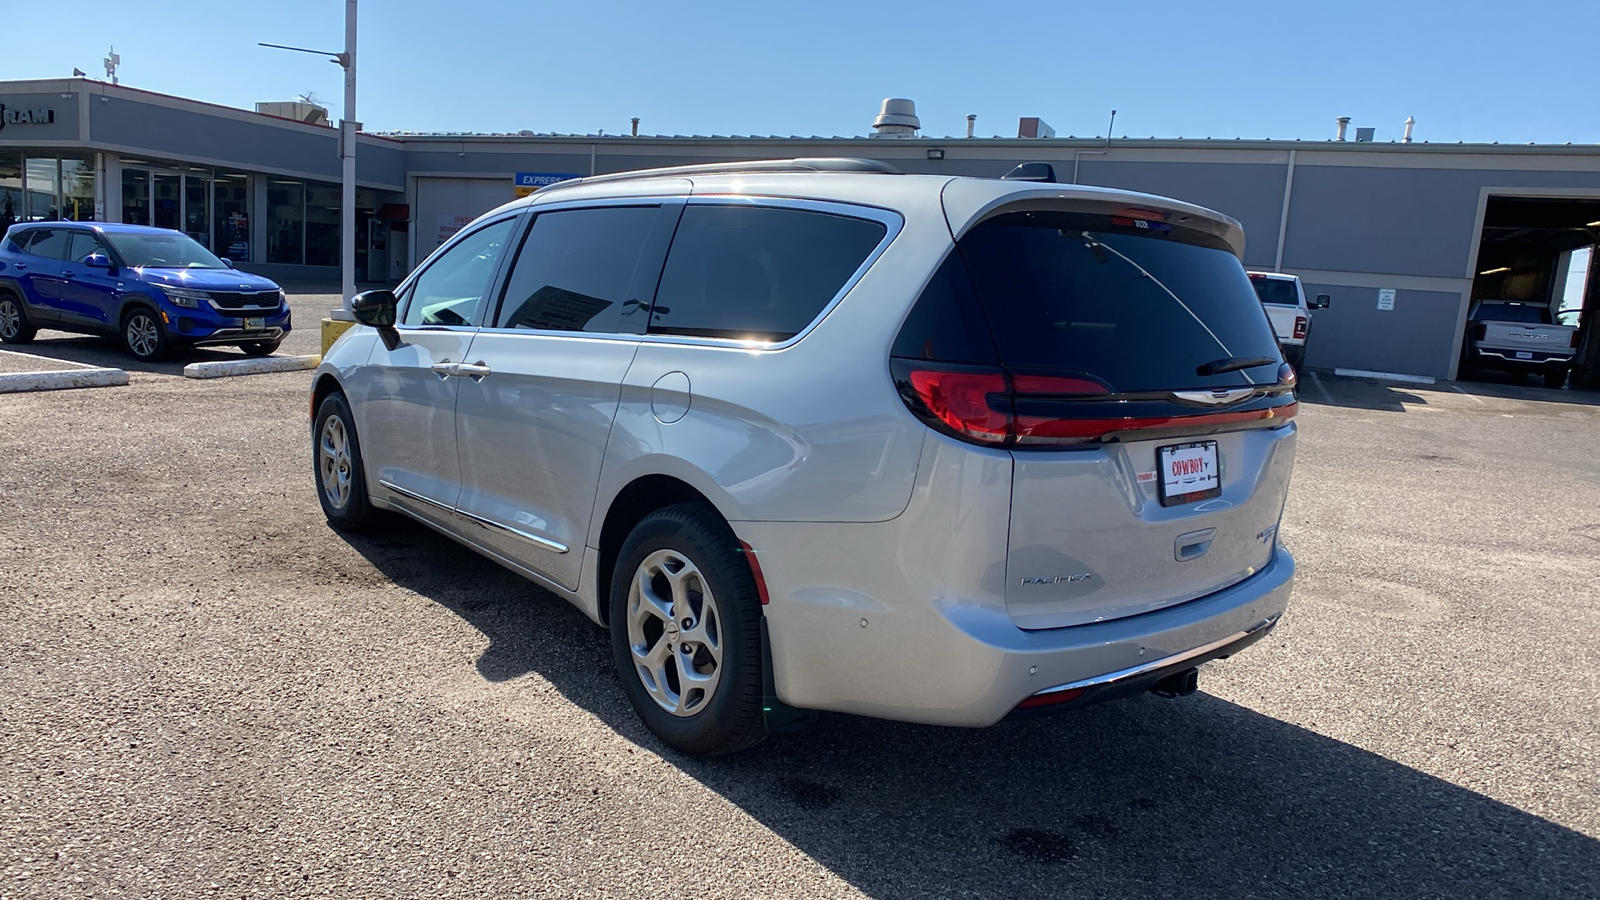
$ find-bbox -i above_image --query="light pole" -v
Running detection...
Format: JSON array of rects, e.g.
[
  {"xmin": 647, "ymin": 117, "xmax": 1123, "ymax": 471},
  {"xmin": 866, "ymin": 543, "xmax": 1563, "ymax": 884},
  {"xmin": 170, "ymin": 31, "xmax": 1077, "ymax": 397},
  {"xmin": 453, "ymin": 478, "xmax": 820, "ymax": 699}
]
[{"xmin": 260, "ymin": 0, "xmax": 359, "ymax": 317}]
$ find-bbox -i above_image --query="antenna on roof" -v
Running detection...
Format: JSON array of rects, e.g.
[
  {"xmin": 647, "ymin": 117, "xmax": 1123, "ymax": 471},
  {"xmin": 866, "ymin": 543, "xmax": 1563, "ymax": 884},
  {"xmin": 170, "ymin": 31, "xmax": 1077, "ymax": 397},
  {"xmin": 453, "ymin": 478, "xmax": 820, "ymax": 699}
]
[{"xmin": 103, "ymin": 47, "xmax": 121, "ymax": 85}]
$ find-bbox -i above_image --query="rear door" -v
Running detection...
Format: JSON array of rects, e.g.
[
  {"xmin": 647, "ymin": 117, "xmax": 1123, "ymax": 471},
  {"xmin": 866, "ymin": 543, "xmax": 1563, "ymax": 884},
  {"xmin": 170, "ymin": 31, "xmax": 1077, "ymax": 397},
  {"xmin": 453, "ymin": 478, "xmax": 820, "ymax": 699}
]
[
  {"xmin": 901, "ymin": 208, "xmax": 1296, "ymax": 629},
  {"xmin": 12, "ymin": 227, "xmax": 70, "ymax": 321},
  {"xmin": 452, "ymin": 201, "xmax": 678, "ymax": 591},
  {"xmin": 360, "ymin": 215, "xmax": 519, "ymax": 517}
]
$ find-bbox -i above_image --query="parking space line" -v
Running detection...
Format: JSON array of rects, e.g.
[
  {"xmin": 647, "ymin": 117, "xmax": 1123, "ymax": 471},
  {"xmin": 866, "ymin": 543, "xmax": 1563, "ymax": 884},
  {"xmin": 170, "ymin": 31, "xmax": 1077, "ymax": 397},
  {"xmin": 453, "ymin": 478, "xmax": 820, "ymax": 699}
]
[
  {"xmin": 0, "ymin": 348, "xmax": 100, "ymax": 370},
  {"xmin": 1448, "ymin": 384, "xmax": 1486, "ymax": 405},
  {"xmin": 1306, "ymin": 370, "xmax": 1334, "ymax": 404}
]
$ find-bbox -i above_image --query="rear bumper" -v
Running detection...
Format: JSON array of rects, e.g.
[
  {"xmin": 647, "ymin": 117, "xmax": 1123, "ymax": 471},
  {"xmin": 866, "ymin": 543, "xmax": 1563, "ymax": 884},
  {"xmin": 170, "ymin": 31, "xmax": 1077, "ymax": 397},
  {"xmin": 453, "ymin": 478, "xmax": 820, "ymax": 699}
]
[
  {"xmin": 753, "ymin": 529, "xmax": 1295, "ymax": 727},
  {"xmin": 1471, "ymin": 347, "xmax": 1572, "ymax": 366}
]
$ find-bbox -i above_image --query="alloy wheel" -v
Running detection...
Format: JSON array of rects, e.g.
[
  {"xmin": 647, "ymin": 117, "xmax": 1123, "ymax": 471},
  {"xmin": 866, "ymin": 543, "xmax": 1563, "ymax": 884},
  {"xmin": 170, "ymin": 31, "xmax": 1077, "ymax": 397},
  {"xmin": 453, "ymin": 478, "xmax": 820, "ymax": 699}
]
[
  {"xmin": 318, "ymin": 415, "xmax": 353, "ymax": 510},
  {"xmin": 626, "ymin": 548, "xmax": 724, "ymax": 717},
  {"xmin": 0, "ymin": 298, "xmax": 19, "ymax": 339},
  {"xmin": 126, "ymin": 313, "xmax": 160, "ymax": 358}
]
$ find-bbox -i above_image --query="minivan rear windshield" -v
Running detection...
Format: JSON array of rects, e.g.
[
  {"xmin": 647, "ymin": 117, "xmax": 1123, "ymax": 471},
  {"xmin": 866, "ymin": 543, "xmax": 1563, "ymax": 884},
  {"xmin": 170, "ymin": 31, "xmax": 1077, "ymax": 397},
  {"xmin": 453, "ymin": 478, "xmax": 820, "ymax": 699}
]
[
  {"xmin": 1249, "ymin": 275, "xmax": 1300, "ymax": 306},
  {"xmin": 948, "ymin": 211, "xmax": 1282, "ymax": 392}
]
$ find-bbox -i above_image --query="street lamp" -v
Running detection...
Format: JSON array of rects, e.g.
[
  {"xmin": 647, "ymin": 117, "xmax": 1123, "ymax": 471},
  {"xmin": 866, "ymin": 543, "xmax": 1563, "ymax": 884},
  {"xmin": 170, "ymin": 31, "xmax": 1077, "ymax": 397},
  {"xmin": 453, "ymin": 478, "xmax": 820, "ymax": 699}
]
[{"xmin": 260, "ymin": 0, "xmax": 359, "ymax": 317}]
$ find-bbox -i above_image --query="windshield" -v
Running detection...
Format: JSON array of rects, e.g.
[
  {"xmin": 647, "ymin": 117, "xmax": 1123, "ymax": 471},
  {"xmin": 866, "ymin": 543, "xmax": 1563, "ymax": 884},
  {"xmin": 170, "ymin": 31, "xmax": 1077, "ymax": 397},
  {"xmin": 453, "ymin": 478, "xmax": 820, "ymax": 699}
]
[
  {"xmin": 1249, "ymin": 275, "xmax": 1300, "ymax": 306},
  {"xmin": 952, "ymin": 211, "xmax": 1283, "ymax": 392},
  {"xmin": 104, "ymin": 231, "xmax": 228, "ymax": 269}
]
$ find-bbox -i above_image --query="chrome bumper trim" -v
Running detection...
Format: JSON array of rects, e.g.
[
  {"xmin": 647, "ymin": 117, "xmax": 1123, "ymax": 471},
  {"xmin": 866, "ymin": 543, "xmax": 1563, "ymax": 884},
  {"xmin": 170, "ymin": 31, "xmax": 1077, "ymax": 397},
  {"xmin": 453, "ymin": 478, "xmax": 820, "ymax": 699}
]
[{"xmin": 1030, "ymin": 614, "xmax": 1281, "ymax": 698}]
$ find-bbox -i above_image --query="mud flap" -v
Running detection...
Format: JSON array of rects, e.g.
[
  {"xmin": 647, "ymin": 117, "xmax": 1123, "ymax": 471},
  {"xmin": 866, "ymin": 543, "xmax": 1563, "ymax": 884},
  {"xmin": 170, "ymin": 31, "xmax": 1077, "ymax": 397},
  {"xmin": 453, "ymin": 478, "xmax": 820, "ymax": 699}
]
[{"xmin": 761, "ymin": 616, "xmax": 817, "ymax": 734}]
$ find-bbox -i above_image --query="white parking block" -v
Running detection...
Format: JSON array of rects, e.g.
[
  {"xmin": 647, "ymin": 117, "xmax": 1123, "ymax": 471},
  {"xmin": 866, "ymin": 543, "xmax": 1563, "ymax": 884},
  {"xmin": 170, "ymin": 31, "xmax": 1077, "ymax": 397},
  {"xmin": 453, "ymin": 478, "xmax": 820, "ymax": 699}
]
[
  {"xmin": 1332, "ymin": 368, "xmax": 1436, "ymax": 385},
  {"xmin": 183, "ymin": 355, "xmax": 321, "ymax": 379},
  {"xmin": 0, "ymin": 367, "xmax": 130, "ymax": 393}
]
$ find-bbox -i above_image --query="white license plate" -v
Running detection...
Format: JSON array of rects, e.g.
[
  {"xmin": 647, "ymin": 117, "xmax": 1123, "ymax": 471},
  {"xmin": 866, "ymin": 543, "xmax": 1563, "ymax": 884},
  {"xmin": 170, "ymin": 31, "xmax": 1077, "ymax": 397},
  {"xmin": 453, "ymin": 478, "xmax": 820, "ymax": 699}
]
[
  {"xmin": 1515, "ymin": 351, "xmax": 1533, "ymax": 360},
  {"xmin": 1158, "ymin": 441, "xmax": 1221, "ymax": 507},
  {"xmin": 244, "ymin": 317, "xmax": 265, "ymax": 330}
]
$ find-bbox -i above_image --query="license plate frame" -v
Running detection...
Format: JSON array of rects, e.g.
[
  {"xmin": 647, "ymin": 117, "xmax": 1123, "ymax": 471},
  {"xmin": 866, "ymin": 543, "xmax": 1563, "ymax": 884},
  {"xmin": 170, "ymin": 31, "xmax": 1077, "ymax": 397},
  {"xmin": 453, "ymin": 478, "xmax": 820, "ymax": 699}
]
[
  {"xmin": 243, "ymin": 317, "xmax": 265, "ymax": 331},
  {"xmin": 1515, "ymin": 350, "xmax": 1533, "ymax": 360},
  {"xmin": 1157, "ymin": 440, "xmax": 1221, "ymax": 507}
]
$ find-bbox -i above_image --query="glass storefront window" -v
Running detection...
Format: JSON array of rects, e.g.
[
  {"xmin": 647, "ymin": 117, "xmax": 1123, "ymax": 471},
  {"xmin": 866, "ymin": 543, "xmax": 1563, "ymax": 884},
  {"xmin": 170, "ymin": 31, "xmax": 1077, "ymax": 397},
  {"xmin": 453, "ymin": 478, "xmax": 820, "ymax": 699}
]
[
  {"xmin": 152, "ymin": 172, "xmax": 181, "ymax": 231},
  {"xmin": 305, "ymin": 181, "xmax": 340, "ymax": 267},
  {"xmin": 214, "ymin": 173, "xmax": 250, "ymax": 262},
  {"xmin": 123, "ymin": 170, "xmax": 150, "ymax": 225},
  {"xmin": 184, "ymin": 175, "xmax": 210, "ymax": 247},
  {"xmin": 25, "ymin": 157, "xmax": 59, "ymax": 221},
  {"xmin": 267, "ymin": 180, "xmax": 304, "ymax": 265},
  {"xmin": 0, "ymin": 151, "xmax": 21, "ymax": 232},
  {"xmin": 61, "ymin": 157, "xmax": 95, "ymax": 221}
]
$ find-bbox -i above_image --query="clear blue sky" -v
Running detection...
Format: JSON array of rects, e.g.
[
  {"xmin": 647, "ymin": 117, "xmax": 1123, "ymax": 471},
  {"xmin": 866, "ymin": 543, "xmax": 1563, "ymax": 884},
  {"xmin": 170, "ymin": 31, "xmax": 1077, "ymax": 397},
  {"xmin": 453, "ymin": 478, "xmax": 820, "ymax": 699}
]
[{"xmin": 3, "ymin": 0, "xmax": 1596, "ymax": 144}]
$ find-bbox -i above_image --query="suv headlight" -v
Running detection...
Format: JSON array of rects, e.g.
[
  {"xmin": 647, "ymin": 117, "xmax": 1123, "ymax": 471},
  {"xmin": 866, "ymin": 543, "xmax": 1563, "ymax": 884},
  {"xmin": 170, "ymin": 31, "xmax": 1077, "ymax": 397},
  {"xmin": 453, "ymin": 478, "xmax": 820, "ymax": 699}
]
[{"xmin": 163, "ymin": 287, "xmax": 211, "ymax": 309}]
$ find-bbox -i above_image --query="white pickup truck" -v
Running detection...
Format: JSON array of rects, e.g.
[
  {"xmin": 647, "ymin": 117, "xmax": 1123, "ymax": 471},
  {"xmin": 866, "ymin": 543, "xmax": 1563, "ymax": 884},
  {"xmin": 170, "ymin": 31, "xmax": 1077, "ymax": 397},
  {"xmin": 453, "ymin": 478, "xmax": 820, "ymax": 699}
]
[
  {"xmin": 1462, "ymin": 300, "xmax": 1579, "ymax": 388},
  {"xmin": 1248, "ymin": 272, "xmax": 1310, "ymax": 366}
]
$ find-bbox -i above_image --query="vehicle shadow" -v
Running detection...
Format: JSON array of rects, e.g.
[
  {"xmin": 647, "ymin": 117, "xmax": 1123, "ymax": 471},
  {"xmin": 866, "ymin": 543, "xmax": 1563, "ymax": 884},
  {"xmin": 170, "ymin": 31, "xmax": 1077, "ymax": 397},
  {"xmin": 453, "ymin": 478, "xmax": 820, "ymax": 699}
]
[
  {"xmin": 338, "ymin": 519, "xmax": 1600, "ymax": 899},
  {"xmin": 1298, "ymin": 372, "xmax": 1427, "ymax": 412},
  {"xmin": 8, "ymin": 331, "xmax": 251, "ymax": 376}
]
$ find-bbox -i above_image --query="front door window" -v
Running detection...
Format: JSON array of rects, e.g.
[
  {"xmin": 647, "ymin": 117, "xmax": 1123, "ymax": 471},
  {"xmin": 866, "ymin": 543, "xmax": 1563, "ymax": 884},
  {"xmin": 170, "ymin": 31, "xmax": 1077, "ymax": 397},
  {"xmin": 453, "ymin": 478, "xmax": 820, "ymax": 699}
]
[{"xmin": 400, "ymin": 218, "xmax": 517, "ymax": 327}]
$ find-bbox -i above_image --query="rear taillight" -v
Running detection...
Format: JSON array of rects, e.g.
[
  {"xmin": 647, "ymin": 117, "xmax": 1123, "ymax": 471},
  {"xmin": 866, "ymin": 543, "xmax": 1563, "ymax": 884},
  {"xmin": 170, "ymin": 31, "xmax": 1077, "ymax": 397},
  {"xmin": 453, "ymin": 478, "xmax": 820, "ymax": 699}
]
[
  {"xmin": 893, "ymin": 361, "xmax": 1296, "ymax": 448},
  {"xmin": 1293, "ymin": 316, "xmax": 1308, "ymax": 339}
]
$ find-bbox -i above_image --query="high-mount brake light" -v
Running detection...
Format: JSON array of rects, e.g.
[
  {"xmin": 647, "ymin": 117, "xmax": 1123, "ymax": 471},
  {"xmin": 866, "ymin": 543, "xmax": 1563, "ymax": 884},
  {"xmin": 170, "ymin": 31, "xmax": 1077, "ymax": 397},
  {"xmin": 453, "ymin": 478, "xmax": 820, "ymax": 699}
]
[{"xmin": 895, "ymin": 361, "xmax": 1297, "ymax": 448}]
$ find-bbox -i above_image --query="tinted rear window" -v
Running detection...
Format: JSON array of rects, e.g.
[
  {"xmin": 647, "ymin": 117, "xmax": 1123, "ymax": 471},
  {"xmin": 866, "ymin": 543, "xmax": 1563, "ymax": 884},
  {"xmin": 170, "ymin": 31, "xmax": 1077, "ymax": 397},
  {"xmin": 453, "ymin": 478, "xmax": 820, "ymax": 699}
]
[
  {"xmin": 1472, "ymin": 303, "xmax": 1550, "ymax": 324},
  {"xmin": 1250, "ymin": 275, "xmax": 1300, "ymax": 306},
  {"xmin": 942, "ymin": 211, "xmax": 1282, "ymax": 391},
  {"xmin": 23, "ymin": 228, "xmax": 71, "ymax": 260},
  {"xmin": 648, "ymin": 205, "xmax": 886, "ymax": 341}
]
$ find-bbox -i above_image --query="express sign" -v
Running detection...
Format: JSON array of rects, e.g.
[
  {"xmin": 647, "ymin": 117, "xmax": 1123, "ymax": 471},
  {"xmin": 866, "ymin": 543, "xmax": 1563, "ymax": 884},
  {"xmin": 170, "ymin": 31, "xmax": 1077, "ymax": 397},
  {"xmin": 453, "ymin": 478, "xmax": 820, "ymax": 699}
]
[{"xmin": 0, "ymin": 105, "xmax": 56, "ymax": 130}]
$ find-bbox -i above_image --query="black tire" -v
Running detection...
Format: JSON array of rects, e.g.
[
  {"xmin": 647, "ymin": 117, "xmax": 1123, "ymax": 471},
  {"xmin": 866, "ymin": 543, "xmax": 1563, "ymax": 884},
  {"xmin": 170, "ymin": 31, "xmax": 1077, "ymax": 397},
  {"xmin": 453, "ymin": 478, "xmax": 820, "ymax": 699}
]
[
  {"xmin": 313, "ymin": 392, "xmax": 382, "ymax": 531},
  {"xmin": 239, "ymin": 339, "xmax": 282, "ymax": 357},
  {"xmin": 0, "ymin": 292, "xmax": 37, "ymax": 344},
  {"xmin": 120, "ymin": 306, "xmax": 168, "ymax": 361},
  {"xmin": 609, "ymin": 503, "xmax": 767, "ymax": 757},
  {"xmin": 1544, "ymin": 367, "xmax": 1568, "ymax": 389}
]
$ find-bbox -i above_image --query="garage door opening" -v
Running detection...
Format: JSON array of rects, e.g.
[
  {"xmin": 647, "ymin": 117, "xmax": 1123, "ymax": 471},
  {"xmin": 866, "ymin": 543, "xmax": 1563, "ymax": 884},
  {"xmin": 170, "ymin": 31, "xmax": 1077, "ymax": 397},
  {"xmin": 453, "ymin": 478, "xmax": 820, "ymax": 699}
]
[{"xmin": 1465, "ymin": 196, "xmax": 1600, "ymax": 389}]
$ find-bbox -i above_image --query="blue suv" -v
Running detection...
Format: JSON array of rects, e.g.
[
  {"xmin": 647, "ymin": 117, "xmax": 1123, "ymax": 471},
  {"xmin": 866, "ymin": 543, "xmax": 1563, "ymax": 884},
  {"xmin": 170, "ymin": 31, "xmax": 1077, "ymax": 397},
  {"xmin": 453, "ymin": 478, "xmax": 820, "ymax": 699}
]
[{"xmin": 0, "ymin": 222, "xmax": 290, "ymax": 361}]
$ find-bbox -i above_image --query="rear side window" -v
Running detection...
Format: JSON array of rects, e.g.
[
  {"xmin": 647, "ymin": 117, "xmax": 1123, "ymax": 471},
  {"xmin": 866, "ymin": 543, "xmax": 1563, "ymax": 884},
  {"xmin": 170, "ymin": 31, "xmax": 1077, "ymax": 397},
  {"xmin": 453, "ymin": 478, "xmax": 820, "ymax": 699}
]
[
  {"xmin": 494, "ymin": 205, "xmax": 668, "ymax": 334},
  {"xmin": 649, "ymin": 205, "xmax": 886, "ymax": 341},
  {"xmin": 1249, "ymin": 275, "xmax": 1300, "ymax": 306},
  {"xmin": 22, "ymin": 228, "xmax": 70, "ymax": 260},
  {"xmin": 951, "ymin": 211, "xmax": 1282, "ymax": 392}
]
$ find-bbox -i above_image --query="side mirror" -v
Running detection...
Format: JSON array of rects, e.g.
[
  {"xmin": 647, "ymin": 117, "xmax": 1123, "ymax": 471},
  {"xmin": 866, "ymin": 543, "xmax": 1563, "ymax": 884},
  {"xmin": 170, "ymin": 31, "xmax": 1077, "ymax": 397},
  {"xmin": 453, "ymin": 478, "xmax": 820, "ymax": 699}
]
[
  {"xmin": 84, "ymin": 252, "xmax": 114, "ymax": 271},
  {"xmin": 351, "ymin": 289, "xmax": 401, "ymax": 350},
  {"xmin": 221, "ymin": 257, "xmax": 235, "ymax": 269},
  {"xmin": 1312, "ymin": 294, "xmax": 1331, "ymax": 310}
]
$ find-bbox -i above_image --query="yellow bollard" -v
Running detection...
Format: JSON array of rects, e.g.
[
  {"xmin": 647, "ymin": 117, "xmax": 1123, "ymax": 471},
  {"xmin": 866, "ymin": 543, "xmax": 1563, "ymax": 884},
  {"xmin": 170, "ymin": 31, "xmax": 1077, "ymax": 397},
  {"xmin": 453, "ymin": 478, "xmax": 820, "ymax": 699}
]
[{"xmin": 321, "ymin": 318, "xmax": 357, "ymax": 357}]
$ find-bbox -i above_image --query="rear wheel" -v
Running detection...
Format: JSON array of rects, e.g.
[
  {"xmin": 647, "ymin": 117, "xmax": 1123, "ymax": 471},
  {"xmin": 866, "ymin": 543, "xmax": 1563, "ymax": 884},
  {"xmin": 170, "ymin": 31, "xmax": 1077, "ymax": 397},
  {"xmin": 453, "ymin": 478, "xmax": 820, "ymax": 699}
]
[
  {"xmin": 121, "ymin": 306, "xmax": 168, "ymax": 361},
  {"xmin": 239, "ymin": 339, "xmax": 281, "ymax": 357},
  {"xmin": 314, "ymin": 392, "xmax": 381, "ymax": 531},
  {"xmin": 1544, "ymin": 367, "xmax": 1568, "ymax": 389},
  {"xmin": 609, "ymin": 503, "xmax": 767, "ymax": 757},
  {"xmin": 0, "ymin": 293, "xmax": 36, "ymax": 344}
]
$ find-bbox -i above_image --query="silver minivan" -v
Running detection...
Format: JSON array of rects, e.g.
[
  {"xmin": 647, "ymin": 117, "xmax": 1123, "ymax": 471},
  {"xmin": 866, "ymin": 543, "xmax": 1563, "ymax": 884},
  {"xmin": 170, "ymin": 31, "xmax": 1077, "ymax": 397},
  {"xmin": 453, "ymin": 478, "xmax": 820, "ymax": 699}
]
[{"xmin": 311, "ymin": 159, "xmax": 1299, "ymax": 756}]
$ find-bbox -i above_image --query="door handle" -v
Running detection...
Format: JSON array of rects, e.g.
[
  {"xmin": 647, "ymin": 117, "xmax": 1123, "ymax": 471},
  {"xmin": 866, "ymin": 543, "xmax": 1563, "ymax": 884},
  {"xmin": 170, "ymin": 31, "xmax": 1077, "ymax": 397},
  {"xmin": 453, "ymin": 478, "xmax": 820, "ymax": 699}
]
[
  {"xmin": 430, "ymin": 361, "xmax": 457, "ymax": 379},
  {"xmin": 455, "ymin": 361, "xmax": 492, "ymax": 380},
  {"xmin": 12, "ymin": 263, "xmax": 24, "ymax": 270}
]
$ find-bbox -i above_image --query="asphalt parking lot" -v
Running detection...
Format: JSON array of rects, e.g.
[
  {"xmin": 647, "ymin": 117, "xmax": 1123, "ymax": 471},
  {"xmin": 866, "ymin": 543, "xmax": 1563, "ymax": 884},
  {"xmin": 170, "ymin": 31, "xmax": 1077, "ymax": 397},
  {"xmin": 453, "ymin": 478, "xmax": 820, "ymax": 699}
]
[{"xmin": 2, "ymin": 300, "xmax": 1597, "ymax": 899}]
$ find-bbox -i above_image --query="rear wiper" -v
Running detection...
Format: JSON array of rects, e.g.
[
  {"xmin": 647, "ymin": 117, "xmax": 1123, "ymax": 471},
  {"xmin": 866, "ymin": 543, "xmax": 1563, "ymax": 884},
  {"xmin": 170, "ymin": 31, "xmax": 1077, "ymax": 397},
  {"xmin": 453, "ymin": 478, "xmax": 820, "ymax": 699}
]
[{"xmin": 1196, "ymin": 355, "xmax": 1276, "ymax": 376}]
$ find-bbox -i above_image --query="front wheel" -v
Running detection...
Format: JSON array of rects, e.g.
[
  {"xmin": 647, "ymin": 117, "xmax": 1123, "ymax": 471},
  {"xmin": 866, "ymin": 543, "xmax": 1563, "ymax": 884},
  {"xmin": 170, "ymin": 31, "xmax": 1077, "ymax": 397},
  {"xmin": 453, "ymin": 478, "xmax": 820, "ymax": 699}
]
[
  {"xmin": 239, "ymin": 339, "xmax": 282, "ymax": 357},
  {"xmin": 313, "ymin": 392, "xmax": 382, "ymax": 531},
  {"xmin": 0, "ymin": 293, "xmax": 37, "ymax": 344},
  {"xmin": 609, "ymin": 503, "xmax": 767, "ymax": 757},
  {"xmin": 121, "ymin": 307, "xmax": 168, "ymax": 361}
]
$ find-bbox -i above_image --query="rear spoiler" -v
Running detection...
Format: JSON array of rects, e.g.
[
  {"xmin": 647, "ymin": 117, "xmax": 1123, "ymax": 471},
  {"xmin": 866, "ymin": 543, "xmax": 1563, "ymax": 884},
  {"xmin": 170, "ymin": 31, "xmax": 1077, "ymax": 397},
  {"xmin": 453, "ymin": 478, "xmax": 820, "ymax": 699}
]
[{"xmin": 940, "ymin": 177, "xmax": 1247, "ymax": 260}]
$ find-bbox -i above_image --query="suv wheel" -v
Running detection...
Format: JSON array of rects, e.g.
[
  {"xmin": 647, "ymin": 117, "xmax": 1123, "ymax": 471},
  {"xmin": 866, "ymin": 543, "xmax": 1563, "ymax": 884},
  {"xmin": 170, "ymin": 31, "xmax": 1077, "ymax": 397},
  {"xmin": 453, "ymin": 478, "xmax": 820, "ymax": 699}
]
[
  {"xmin": 314, "ymin": 392, "xmax": 381, "ymax": 531},
  {"xmin": 609, "ymin": 504, "xmax": 767, "ymax": 756},
  {"xmin": 121, "ymin": 307, "xmax": 168, "ymax": 361},
  {"xmin": 0, "ymin": 293, "xmax": 36, "ymax": 344},
  {"xmin": 239, "ymin": 339, "xmax": 282, "ymax": 357}
]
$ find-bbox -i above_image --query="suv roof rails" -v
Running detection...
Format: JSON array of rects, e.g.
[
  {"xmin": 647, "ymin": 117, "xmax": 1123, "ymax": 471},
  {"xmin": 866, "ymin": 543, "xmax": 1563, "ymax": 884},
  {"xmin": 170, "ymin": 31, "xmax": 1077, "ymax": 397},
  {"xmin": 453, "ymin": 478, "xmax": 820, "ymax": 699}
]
[{"xmin": 536, "ymin": 157, "xmax": 902, "ymax": 193}]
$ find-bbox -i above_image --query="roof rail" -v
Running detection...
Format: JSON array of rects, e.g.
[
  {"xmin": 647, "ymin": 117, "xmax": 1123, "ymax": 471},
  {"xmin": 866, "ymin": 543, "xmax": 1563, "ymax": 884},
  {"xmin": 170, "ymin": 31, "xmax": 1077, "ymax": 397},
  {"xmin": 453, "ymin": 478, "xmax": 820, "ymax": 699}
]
[{"xmin": 537, "ymin": 157, "xmax": 902, "ymax": 193}]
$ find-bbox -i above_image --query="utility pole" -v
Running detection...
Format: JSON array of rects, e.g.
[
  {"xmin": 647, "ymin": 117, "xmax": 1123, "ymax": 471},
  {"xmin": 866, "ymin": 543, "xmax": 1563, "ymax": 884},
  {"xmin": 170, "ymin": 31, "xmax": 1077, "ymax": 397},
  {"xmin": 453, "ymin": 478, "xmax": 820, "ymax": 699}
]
[{"xmin": 338, "ymin": 0, "xmax": 358, "ymax": 311}]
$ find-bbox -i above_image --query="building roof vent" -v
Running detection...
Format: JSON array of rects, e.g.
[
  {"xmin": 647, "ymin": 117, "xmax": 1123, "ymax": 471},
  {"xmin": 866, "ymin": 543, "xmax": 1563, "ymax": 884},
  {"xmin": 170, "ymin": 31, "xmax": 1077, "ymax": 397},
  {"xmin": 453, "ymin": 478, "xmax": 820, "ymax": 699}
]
[
  {"xmin": 1018, "ymin": 117, "xmax": 1056, "ymax": 139},
  {"xmin": 871, "ymin": 98, "xmax": 920, "ymax": 137},
  {"xmin": 1335, "ymin": 116, "xmax": 1351, "ymax": 141},
  {"xmin": 1355, "ymin": 127, "xmax": 1375, "ymax": 142}
]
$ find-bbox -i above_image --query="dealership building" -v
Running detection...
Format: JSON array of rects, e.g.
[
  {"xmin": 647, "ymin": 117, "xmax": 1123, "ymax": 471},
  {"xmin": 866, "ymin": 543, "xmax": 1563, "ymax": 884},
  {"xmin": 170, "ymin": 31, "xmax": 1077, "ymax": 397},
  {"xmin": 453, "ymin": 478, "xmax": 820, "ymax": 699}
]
[{"xmin": 3, "ymin": 76, "xmax": 1597, "ymax": 384}]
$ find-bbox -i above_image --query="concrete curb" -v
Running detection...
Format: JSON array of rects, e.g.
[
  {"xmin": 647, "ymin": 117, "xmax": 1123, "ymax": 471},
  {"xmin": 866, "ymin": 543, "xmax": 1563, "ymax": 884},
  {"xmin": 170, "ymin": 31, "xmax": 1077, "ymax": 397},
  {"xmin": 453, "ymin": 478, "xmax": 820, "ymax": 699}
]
[
  {"xmin": 1333, "ymin": 367, "xmax": 1436, "ymax": 385},
  {"xmin": 0, "ymin": 367, "xmax": 130, "ymax": 393},
  {"xmin": 183, "ymin": 355, "xmax": 321, "ymax": 379}
]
